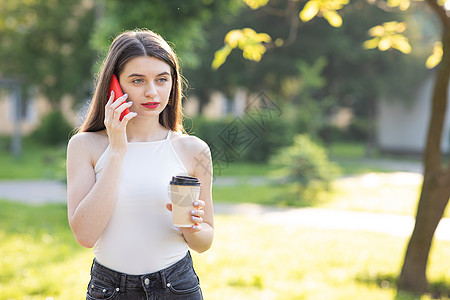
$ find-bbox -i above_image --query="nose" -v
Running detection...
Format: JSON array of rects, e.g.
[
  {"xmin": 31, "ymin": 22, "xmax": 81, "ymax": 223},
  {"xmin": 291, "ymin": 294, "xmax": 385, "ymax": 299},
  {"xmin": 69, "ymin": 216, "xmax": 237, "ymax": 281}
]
[{"xmin": 144, "ymin": 82, "xmax": 158, "ymax": 98}]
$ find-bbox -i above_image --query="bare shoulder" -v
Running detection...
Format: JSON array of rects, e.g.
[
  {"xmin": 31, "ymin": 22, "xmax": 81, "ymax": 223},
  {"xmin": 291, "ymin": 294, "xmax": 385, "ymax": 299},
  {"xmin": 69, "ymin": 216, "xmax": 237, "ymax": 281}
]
[
  {"xmin": 67, "ymin": 130, "xmax": 109, "ymax": 165},
  {"xmin": 170, "ymin": 131, "xmax": 212, "ymax": 176},
  {"xmin": 68, "ymin": 130, "xmax": 108, "ymax": 150},
  {"xmin": 171, "ymin": 131, "xmax": 210, "ymax": 156}
]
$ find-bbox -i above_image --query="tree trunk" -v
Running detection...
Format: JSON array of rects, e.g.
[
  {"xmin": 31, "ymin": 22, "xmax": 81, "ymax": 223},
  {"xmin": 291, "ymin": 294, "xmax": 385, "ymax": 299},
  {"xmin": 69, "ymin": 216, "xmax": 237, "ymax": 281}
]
[
  {"xmin": 398, "ymin": 172, "xmax": 450, "ymax": 294},
  {"xmin": 397, "ymin": 2, "xmax": 450, "ymax": 294}
]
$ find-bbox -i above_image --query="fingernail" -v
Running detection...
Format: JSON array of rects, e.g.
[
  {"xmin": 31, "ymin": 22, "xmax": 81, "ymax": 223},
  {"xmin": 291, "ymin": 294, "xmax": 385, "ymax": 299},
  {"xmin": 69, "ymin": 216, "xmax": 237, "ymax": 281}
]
[
  {"xmin": 192, "ymin": 225, "xmax": 199, "ymax": 230},
  {"xmin": 191, "ymin": 210, "xmax": 196, "ymax": 215},
  {"xmin": 192, "ymin": 216, "xmax": 196, "ymax": 221},
  {"xmin": 194, "ymin": 202, "xmax": 198, "ymax": 206}
]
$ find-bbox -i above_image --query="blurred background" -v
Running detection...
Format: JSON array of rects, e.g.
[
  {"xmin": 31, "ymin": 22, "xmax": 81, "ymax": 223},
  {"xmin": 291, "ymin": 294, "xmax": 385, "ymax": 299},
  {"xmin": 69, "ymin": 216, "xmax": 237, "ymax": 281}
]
[{"xmin": 0, "ymin": 0, "xmax": 449, "ymax": 299}]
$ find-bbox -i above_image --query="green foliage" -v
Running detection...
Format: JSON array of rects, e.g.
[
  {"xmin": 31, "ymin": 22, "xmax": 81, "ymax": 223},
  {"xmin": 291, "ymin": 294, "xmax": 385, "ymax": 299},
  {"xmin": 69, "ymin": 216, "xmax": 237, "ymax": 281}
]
[
  {"xmin": 288, "ymin": 57, "xmax": 337, "ymax": 136},
  {"xmin": 239, "ymin": 115, "xmax": 296, "ymax": 162},
  {"xmin": 212, "ymin": 27, "xmax": 272, "ymax": 69},
  {"xmin": 186, "ymin": 0, "xmax": 429, "ymax": 143},
  {"xmin": 0, "ymin": 0, "xmax": 96, "ymax": 107},
  {"xmin": 183, "ymin": 116, "xmax": 236, "ymax": 161},
  {"xmin": 31, "ymin": 111, "xmax": 73, "ymax": 146},
  {"xmin": 319, "ymin": 117, "xmax": 369, "ymax": 144},
  {"xmin": 270, "ymin": 134, "xmax": 341, "ymax": 201},
  {"xmin": 90, "ymin": 0, "xmax": 242, "ymax": 69},
  {"xmin": 184, "ymin": 114, "xmax": 295, "ymax": 164}
]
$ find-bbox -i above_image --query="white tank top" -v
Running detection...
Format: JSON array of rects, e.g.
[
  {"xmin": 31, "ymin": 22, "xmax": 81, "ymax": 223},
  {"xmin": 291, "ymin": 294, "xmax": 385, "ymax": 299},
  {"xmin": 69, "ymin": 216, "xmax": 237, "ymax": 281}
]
[{"xmin": 93, "ymin": 130, "xmax": 189, "ymax": 275}]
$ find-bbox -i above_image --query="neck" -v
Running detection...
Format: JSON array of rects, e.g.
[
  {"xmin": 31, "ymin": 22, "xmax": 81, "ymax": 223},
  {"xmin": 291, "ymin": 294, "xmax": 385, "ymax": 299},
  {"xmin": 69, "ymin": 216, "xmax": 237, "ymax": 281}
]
[{"xmin": 126, "ymin": 115, "xmax": 168, "ymax": 142}]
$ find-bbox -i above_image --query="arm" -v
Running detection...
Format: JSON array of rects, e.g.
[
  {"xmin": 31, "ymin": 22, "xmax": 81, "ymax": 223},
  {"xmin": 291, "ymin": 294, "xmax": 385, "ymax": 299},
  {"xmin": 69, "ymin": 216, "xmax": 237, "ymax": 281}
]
[
  {"xmin": 179, "ymin": 139, "xmax": 214, "ymax": 253},
  {"xmin": 67, "ymin": 93, "xmax": 135, "ymax": 248},
  {"xmin": 66, "ymin": 134, "xmax": 125, "ymax": 248}
]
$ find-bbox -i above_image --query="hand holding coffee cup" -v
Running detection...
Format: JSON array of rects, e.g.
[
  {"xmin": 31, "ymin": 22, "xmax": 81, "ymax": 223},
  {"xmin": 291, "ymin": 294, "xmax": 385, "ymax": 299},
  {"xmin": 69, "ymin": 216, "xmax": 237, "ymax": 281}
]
[{"xmin": 168, "ymin": 176, "xmax": 203, "ymax": 228}]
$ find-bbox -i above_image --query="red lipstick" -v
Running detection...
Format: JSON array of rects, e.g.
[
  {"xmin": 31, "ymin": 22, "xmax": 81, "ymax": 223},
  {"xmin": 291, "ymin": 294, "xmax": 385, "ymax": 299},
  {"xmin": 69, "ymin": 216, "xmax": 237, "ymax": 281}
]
[{"xmin": 141, "ymin": 102, "xmax": 159, "ymax": 109}]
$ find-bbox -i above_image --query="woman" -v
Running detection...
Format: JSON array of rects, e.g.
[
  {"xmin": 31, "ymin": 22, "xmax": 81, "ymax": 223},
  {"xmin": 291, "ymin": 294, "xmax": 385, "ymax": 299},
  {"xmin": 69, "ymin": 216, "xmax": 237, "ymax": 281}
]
[{"xmin": 66, "ymin": 30, "xmax": 213, "ymax": 299}]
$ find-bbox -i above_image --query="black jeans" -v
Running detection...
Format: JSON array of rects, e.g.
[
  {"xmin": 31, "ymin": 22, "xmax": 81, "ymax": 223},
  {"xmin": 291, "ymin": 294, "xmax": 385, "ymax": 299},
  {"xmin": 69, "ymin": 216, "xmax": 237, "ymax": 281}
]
[{"xmin": 86, "ymin": 252, "xmax": 203, "ymax": 300}]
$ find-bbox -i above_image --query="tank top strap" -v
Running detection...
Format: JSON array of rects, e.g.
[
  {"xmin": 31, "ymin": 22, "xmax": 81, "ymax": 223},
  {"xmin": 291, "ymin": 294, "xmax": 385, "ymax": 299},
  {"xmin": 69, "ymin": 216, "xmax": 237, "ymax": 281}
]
[{"xmin": 166, "ymin": 130, "xmax": 172, "ymax": 140}]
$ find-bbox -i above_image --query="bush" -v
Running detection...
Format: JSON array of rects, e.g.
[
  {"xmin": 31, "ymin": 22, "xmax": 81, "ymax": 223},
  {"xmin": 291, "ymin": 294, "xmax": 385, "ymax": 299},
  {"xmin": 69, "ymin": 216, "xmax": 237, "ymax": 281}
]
[
  {"xmin": 183, "ymin": 116, "xmax": 237, "ymax": 163},
  {"xmin": 270, "ymin": 134, "xmax": 341, "ymax": 202},
  {"xmin": 184, "ymin": 115, "xmax": 295, "ymax": 163},
  {"xmin": 31, "ymin": 111, "xmax": 74, "ymax": 145},
  {"xmin": 239, "ymin": 115, "xmax": 295, "ymax": 163}
]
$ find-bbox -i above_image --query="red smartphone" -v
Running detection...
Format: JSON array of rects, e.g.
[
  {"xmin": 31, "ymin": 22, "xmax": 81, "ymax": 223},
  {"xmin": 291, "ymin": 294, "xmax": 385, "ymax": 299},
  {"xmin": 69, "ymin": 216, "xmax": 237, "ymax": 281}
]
[{"xmin": 109, "ymin": 74, "xmax": 130, "ymax": 121}]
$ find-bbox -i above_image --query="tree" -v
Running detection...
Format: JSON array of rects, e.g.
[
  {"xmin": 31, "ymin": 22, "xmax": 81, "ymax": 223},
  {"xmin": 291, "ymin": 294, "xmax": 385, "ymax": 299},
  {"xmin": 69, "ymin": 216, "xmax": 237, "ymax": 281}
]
[
  {"xmin": 90, "ymin": 0, "xmax": 241, "ymax": 69},
  {"xmin": 187, "ymin": 0, "xmax": 427, "ymax": 130},
  {"xmin": 0, "ymin": 0, "xmax": 97, "ymax": 109},
  {"xmin": 397, "ymin": 0, "xmax": 450, "ymax": 295},
  {"xmin": 213, "ymin": 0, "xmax": 449, "ymax": 296},
  {"xmin": 89, "ymin": 0, "xmax": 242, "ymax": 114}
]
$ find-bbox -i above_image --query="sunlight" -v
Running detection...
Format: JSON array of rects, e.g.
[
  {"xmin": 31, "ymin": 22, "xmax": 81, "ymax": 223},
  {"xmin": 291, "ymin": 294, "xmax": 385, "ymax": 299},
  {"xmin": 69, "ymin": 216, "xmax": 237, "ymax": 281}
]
[{"xmin": 445, "ymin": 0, "xmax": 450, "ymax": 10}]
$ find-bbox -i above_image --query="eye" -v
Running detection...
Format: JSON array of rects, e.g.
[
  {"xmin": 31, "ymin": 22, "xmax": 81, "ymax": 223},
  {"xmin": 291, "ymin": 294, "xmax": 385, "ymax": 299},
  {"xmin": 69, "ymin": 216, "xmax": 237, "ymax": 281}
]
[
  {"xmin": 157, "ymin": 77, "xmax": 168, "ymax": 83},
  {"xmin": 132, "ymin": 78, "xmax": 144, "ymax": 84}
]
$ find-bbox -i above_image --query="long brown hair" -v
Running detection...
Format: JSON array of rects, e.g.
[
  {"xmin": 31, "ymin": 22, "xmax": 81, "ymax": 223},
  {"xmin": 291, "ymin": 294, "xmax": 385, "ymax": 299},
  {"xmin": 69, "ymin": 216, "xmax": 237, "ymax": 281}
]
[{"xmin": 79, "ymin": 29, "xmax": 184, "ymax": 133}]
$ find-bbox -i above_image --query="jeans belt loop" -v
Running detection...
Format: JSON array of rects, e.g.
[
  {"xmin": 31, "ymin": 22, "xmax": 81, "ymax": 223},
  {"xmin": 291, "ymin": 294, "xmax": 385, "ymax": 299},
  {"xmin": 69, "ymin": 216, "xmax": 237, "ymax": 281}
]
[
  {"xmin": 120, "ymin": 273, "xmax": 126, "ymax": 294},
  {"xmin": 160, "ymin": 269, "xmax": 167, "ymax": 289},
  {"xmin": 90, "ymin": 259, "xmax": 95, "ymax": 275}
]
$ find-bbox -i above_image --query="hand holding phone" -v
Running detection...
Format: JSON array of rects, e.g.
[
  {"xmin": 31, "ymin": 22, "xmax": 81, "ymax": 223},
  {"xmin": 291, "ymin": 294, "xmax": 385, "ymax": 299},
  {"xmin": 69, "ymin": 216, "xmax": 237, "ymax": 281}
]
[{"xmin": 109, "ymin": 74, "xmax": 130, "ymax": 121}]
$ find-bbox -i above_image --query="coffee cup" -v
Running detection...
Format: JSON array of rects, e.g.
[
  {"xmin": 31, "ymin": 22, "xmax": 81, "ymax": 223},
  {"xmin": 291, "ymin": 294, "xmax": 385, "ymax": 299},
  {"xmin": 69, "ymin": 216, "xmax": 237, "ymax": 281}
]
[{"xmin": 169, "ymin": 176, "xmax": 201, "ymax": 227}]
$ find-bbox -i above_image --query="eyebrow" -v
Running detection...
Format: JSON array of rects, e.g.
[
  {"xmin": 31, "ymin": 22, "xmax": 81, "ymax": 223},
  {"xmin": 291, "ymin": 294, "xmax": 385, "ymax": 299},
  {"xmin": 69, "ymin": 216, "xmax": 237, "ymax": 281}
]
[{"xmin": 127, "ymin": 72, "xmax": 171, "ymax": 78}]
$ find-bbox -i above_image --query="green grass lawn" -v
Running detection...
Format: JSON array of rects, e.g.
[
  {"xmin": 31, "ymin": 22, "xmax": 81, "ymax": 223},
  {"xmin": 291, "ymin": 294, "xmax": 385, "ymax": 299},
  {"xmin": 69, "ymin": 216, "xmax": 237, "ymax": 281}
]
[
  {"xmin": 0, "ymin": 138, "xmax": 269, "ymax": 180},
  {"xmin": 0, "ymin": 139, "xmax": 66, "ymax": 180},
  {"xmin": 1, "ymin": 141, "xmax": 449, "ymax": 299},
  {"xmin": 0, "ymin": 139, "xmax": 416, "ymax": 179},
  {"xmin": 1, "ymin": 200, "xmax": 449, "ymax": 300},
  {"xmin": 327, "ymin": 141, "xmax": 422, "ymax": 175},
  {"xmin": 213, "ymin": 173, "xmax": 450, "ymax": 219},
  {"xmin": 214, "ymin": 161, "xmax": 276, "ymax": 177},
  {"xmin": 1, "ymin": 139, "xmax": 447, "ymax": 217}
]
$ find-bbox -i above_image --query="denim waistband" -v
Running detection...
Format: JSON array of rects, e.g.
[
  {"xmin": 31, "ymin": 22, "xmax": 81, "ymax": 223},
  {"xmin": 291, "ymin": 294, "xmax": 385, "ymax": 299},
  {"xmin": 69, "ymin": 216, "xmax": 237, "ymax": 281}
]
[{"xmin": 90, "ymin": 251, "xmax": 192, "ymax": 293}]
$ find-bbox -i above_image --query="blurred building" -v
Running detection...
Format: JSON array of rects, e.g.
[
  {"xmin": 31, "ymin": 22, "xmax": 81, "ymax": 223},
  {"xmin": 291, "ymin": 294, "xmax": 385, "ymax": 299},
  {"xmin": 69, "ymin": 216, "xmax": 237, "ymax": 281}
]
[
  {"xmin": 5, "ymin": 77, "xmax": 448, "ymax": 156},
  {"xmin": 0, "ymin": 83, "xmax": 78, "ymax": 136},
  {"xmin": 0, "ymin": 85, "xmax": 249, "ymax": 135},
  {"xmin": 376, "ymin": 76, "xmax": 450, "ymax": 154}
]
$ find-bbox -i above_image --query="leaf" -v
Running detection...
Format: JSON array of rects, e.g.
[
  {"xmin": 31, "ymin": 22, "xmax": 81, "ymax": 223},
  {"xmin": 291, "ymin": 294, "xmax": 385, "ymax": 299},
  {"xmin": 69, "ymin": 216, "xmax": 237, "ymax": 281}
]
[
  {"xmin": 365, "ymin": 22, "xmax": 411, "ymax": 54},
  {"xmin": 225, "ymin": 30, "xmax": 244, "ymax": 48},
  {"xmin": 384, "ymin": 21, "xmax": 399, "ymax": 32},
  {"xmin": 363, "ymin": 38, "xmax": 379, "ymax": 50},
  {"xmin": 378, "ymin": 37, "xmax": 392, "ymax": 51},
  {"xmin": 213, "ymin": 28, "xmax": 272, "ymax": 69},
  {"xmin": 212, "ymin": 44, "xmax": 232, "ymax": 70},
  {"xmin": 387, "ymin": 0, "xmax": 411, "ymax": 10},
  {"xmin": 426, "ymin": 55, "xmax": 441, "ymax": 69},
  {"xmin": 243, "ymin": 44, "xmax": 267, "ymax": 61},
  {"xmin": 426, "ymin": 42, "xmax": 443, "ymax": 69},
  {"xmin": 243, "ymin": 0, "xmax": 270, "ymax": 9},
  {"xmin": 299, "ymin": 1, "xmax": 319, "ymax": 22},
  {"xmin": 323, "ymin": 10, "xmax": 343, "ymax": 27},
  {"xmin": 396, "ymin": 22, "xmax": 406, "ymax": 33},
  {"xmin": 392, "ymin": 36, "xmax": 411, "ymax": 54},
  {"xmin": 369, "ymin": 25, "xmax": 385, "ymax": 37},
  {"xmin": 254, "ymin": 31, "xmax": 272, "ymax": 43}
]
